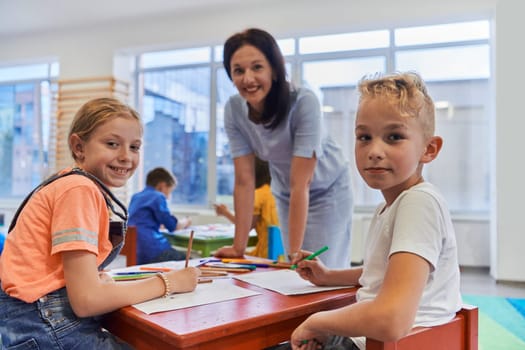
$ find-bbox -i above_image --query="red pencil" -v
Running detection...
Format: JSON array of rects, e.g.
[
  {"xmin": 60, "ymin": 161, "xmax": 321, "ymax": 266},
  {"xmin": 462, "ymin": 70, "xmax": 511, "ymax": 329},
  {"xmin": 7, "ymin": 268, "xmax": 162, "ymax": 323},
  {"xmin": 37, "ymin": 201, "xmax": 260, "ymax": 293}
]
[{"xmin": 185, "ymin": 230, "xmax": 194, "ymax": 268}]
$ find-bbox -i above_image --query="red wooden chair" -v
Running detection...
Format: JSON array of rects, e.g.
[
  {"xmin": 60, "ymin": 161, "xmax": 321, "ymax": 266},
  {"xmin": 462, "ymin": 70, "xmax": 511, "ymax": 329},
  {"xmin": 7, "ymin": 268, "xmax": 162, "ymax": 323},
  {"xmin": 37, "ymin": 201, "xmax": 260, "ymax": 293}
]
[
  {"xmin": 119, "ymin": 225, "xmax": 137, "ymax": 267},
  {"xmin": 366, "ymin": 305, "xmax": 478, "ymax": 350}
]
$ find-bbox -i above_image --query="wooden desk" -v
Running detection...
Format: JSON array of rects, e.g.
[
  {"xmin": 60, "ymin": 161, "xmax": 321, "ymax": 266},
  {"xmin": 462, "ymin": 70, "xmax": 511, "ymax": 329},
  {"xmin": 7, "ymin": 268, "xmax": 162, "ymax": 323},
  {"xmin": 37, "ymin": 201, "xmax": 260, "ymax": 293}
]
[
  {"xmin": 164, "ymin": 224, "xmax": 258, "ymax": 257},
  {"xmin": 102, "ymin": 276, "xmax": 356, "ymax": 349}
]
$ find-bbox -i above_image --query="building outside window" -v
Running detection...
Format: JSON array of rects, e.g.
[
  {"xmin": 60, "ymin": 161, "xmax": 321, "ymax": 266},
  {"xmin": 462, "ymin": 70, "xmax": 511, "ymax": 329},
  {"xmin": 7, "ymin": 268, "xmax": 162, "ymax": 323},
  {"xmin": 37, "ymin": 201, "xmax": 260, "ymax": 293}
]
[
  {"xmin": 136, "ymin": 19, "xmax": 492, "ymax": 216},
  {"xmin": 0, "ymin": 62, "xmax": 57, "ymax": 200}
]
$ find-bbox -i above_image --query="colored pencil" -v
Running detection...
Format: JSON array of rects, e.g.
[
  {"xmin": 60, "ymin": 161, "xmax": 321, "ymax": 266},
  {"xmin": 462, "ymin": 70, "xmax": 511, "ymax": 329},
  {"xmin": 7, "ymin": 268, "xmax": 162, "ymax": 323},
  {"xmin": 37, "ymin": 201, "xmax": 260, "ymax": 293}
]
[
  {"xmin": 200, "ymin": 270, "xmax": 229, "ymax": 277},
  {"xmin": 222, "ymin": 258, "xmax": 294, "ymax": 269},
  {"xmin": 199, "ymin": 266, "xmax": 252, "ymax": 273},
  {"xmin": 115, "ymin": 271, "xmax": 156, "ymax": 275},
  {"xmin": 221, "ymin": 259, "xmax": 270, "ymax": 267},
  {"xmin": 139, "ymin": 267, "xmax": 172, "ymax": 272},
  {"xmin": 112, "ymin": 273, "xmax": 155, "ymax": 281},
  {"xmin": 271, "ymin": 262, "xmax": 293, "ymax": 269},
  {"xmin": 185, "ymin": 230, "xmax": 194, "ymax": 268},
  {"xmin": 198, "ymin": 278, "xmax": 213, "ymax": 284},
  {"xmin": 290, "ymin": 246, "xmax": 329, "ymax": 270}
]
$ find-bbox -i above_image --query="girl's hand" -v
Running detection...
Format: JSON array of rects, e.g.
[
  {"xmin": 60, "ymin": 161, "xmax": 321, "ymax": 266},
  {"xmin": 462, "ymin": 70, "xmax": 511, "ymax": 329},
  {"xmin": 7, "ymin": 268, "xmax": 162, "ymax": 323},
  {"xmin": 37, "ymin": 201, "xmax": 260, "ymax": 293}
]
[
  {"xmin": 295, "ymin": 254, "xmax": 331, "ymax": 286},
  {"xmin": 168, "ymin": 267, "xmax": 201, "ymax": 293},
  {"xmin": 214, "ymin": 245, "xmax": 244, "ymax": 258},
  {"xmin": 213, "ymin": 204, "xmax": 229, "ymax": 217},
  {"xmin": 98, "ymin": 271, "xmax": 115, "ymax": 284}
]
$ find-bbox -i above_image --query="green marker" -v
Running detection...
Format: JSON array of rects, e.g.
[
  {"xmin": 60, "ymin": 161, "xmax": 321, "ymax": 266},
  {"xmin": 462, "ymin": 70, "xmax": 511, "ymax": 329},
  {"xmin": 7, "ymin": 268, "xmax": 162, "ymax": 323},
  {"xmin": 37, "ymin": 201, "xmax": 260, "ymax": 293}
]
[
  {"xmin": 112, "ymin": 273, "xmax": 155, "ymax": 281},
  {"xmin": 290, "ymin": 245, "xmax": 329, "ymax": 270}
]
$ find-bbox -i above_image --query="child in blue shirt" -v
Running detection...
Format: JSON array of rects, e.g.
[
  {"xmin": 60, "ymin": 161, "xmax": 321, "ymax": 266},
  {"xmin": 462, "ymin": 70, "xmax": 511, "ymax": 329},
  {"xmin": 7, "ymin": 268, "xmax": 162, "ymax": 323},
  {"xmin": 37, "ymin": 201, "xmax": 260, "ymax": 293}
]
[{"xmin": 128, "ymin": 167, "xmax": 191, "ymax": 264}]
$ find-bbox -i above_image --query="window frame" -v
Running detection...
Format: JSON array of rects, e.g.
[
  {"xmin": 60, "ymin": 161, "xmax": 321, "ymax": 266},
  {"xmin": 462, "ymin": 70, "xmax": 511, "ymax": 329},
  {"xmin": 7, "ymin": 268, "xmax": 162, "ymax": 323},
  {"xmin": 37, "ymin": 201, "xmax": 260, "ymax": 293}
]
[{"xmin": 134, "ymin": 19, "xmax": 492, "ymax": 216}]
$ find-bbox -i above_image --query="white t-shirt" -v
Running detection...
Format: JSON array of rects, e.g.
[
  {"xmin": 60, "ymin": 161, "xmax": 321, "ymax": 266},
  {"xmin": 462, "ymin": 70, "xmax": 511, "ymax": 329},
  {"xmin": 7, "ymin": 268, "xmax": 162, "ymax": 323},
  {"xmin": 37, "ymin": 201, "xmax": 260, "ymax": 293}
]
[{"xmin": 352, "ymin": 182, "xmax": 462, "ymax": 349}]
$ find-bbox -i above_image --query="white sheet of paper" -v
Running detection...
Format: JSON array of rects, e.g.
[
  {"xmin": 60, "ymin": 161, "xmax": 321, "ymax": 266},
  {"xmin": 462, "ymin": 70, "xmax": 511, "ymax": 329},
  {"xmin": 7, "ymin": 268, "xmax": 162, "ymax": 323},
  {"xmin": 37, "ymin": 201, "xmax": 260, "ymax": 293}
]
[
  {"xmin": 132, "ymin": 281, "xmax": 260, "ymax": 314},
  {"xmin": 234, "ymin": 269, "xmax": 352, "ymax": 295}
]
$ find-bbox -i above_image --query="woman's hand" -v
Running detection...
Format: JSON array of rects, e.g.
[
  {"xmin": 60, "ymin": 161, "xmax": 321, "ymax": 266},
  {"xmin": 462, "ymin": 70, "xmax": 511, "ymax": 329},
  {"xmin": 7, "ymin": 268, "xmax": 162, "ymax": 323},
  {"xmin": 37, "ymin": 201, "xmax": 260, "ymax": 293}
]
[{"xmin": 214, "ymin": 245, "xmax": 244, "ymax": 258}]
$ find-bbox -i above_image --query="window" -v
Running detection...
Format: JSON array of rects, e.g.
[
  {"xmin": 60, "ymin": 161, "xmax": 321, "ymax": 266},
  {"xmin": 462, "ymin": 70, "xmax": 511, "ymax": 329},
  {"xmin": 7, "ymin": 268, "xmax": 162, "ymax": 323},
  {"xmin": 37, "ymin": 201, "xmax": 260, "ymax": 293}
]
[
  {"xmin": 140, "ymin": 64, "xmax": 211, "ymax": 206},
  {"xmin": 215, "ymin": 68, "xmax": 238, "ymax": 202},
  {"xmin": 299, "ymin": 30, "xmax": 389, "ymax": 54},
  {"xmin": 0, "ymin": 62, "xmax": 57, "ymax": 200},
  {"xmin": 137, "ymin": 20, "xmax": 492, "ymax": 214}
]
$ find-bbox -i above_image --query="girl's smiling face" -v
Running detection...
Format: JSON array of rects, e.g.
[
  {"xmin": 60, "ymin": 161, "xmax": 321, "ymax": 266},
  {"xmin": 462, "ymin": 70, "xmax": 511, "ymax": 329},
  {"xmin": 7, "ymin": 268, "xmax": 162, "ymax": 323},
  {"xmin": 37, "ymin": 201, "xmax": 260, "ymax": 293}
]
[
  {"xmin": 229, "ymin": 44, "xmax": 274, "ymax": 113},
  {"xmin": 71, "ymin": 115, "xmax": 142, "ymax": 188}
]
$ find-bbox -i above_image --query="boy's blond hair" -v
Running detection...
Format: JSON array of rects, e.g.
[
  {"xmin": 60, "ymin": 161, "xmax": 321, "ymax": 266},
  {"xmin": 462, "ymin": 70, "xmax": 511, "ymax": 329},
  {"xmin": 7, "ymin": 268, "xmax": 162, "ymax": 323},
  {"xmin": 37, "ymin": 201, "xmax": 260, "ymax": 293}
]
[{"xmin": 358, "ymin": 72, "xmax": 435, "ymax": 139}]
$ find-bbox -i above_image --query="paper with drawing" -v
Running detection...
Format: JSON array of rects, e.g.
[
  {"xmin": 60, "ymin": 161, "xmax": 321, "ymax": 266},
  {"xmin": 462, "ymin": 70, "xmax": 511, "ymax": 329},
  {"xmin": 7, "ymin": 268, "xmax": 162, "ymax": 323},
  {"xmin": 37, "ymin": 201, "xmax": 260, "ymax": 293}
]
[{"xmin": 234, "ymin": 269, "xmax": 352, "ymax": 295}]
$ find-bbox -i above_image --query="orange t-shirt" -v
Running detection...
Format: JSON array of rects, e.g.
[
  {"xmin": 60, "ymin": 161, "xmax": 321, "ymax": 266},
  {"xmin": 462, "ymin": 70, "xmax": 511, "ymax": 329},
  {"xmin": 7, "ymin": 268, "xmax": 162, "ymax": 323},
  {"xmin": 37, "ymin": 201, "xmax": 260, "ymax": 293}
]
[
  {"xmin": 0, "ymin": 169, "xmax": 112, "ymax": 303},
  {"xmin": 248, "ymin": 184, "xmax": 279, "ymax": 258}
]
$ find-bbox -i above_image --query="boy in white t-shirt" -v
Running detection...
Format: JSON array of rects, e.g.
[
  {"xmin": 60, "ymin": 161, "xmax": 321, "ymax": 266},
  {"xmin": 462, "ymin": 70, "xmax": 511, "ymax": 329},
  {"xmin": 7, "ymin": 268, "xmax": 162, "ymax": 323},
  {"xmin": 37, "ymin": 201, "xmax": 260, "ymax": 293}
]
[{"xmin": 285, "ymin": 72, "xmax": 462, "ymax": 350}]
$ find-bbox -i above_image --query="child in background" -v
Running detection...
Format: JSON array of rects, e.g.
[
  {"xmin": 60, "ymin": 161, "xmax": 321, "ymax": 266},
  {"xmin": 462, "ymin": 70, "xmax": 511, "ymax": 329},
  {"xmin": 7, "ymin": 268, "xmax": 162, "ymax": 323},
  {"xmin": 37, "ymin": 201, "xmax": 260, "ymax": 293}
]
[
  {"xmin": 0, "ymin": 98, "xmax": 200, "ymax": 349},
  {"xmin": 214, "ymin": 157, "xmax": 279, "ymax": 258},
  {"xmin": 128, "ymin": 167, "xmax": 191, "ymax": 264},
  {"xmin": 285, "ymin": 72, "xmax": 461, "ymax": 349}
]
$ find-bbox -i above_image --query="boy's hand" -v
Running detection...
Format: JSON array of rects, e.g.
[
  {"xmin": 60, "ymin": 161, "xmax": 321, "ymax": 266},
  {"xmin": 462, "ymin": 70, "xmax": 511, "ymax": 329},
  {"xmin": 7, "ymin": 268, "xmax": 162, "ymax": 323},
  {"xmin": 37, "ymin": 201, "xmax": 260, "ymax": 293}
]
[
  {"xmin": 182, "ymin": 217, "xmax": 192, "ymax": 228},
  {"xmin": 295, "ymin": 253, "xmax": 331, "ymax": 286},
  {"xmin": 177, "ymin": 217, "xmax": 191, "ymax": 230},
  {"xmin": 291, "ymin": 313, "xmax": 329, "ymax": 350}
]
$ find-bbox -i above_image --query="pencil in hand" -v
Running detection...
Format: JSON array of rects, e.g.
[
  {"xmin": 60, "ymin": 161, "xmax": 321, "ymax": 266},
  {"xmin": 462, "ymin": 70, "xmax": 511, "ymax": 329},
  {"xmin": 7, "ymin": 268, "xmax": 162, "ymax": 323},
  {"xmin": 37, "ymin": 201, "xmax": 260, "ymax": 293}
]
[
  {"xmin": 290, "ymin": 246, "xmax": 329, "ymax": 270},
  {"xmin": 185, "ymin": 230, "xmax": 194, "ymax": 268}
]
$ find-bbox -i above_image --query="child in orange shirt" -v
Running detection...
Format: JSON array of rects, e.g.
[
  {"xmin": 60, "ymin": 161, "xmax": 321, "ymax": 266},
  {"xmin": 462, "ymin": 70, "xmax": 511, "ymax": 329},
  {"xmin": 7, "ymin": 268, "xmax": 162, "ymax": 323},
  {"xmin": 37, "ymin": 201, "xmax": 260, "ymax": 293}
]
[{"xmin": 0, "ymin": 97, "xmax": 200, "ymax": 349}]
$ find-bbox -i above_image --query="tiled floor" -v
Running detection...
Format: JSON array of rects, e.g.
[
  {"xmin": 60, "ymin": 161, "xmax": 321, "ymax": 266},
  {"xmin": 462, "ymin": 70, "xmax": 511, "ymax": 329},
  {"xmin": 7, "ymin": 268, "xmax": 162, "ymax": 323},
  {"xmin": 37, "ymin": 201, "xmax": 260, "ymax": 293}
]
[{"xmin": 460, "ymin": 266, "xmax": 525, "ymax": 298}]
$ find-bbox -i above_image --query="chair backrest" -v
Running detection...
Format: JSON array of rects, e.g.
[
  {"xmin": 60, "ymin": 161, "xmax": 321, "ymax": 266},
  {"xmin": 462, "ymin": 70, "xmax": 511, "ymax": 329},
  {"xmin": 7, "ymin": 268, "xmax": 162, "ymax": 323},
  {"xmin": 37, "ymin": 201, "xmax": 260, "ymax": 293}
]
[
  {"xmin": 366, "ymin": 305, "xmax": 478, "ymax": 350},
  {"xmin": 119, "ymin": 225, "xmax": 137, "ymax": 267}
]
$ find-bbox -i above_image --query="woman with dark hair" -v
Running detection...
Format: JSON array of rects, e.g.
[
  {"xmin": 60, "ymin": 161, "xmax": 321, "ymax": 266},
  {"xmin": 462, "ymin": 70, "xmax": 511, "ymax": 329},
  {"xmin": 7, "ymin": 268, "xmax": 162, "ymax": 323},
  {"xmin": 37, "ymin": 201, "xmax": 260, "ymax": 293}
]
[{"xmin": 215, "ymin": 28, "xmax": 353, "ymax": 268}]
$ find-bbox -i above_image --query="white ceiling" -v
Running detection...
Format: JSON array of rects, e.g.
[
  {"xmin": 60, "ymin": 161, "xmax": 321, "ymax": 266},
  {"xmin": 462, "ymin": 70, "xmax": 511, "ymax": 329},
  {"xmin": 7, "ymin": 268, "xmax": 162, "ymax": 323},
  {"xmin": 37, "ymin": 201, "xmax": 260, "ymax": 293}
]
[{"xmin": 0, "ymin": 0, "xmax": 245, "ymax": 36}]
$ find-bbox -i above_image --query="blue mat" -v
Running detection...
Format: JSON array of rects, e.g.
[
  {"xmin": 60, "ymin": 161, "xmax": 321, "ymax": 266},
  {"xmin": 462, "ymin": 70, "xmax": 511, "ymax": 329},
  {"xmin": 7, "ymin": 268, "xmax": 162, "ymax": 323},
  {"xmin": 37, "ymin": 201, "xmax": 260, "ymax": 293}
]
[{"xmin": 462, "ymin": 295, "xmax": 525, "ymax": 350}]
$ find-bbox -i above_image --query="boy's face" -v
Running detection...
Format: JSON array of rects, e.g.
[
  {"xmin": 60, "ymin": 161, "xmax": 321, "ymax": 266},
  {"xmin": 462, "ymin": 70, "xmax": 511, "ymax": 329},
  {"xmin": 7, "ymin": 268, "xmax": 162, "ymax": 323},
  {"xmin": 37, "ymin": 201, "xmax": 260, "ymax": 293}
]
[
  {"xmin": 156, "ymin": 182, "xmax": 175, "ymax": 199},
  {"xmin": 355, "ymin": 98, "xmax": 433, "ymax": 204}
]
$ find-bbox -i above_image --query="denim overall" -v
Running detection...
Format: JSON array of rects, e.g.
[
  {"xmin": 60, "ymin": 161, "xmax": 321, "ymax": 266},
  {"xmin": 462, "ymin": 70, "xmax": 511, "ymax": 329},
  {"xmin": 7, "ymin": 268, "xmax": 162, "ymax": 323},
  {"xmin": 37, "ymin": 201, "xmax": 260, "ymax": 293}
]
[{"xmin": 0, "ymin": 169, "xmax": 133, "ymax": 349}]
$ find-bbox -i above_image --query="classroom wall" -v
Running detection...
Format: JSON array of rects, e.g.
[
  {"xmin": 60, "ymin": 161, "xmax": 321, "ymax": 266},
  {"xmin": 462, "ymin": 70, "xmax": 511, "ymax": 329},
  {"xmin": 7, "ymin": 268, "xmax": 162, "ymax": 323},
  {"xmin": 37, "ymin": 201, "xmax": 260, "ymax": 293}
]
[
  {"xmin": 1, "ymin": 0, "xmax": 523, "ymax": 281},
  {"xmin": 492, "ymin": 0, "xmax": 524, "ymax": 282}
]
